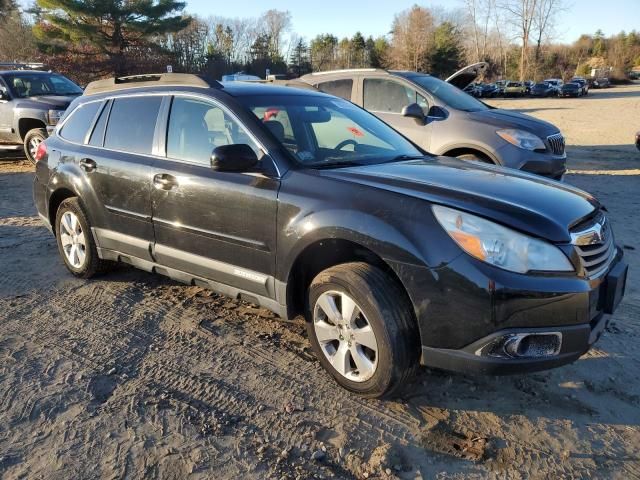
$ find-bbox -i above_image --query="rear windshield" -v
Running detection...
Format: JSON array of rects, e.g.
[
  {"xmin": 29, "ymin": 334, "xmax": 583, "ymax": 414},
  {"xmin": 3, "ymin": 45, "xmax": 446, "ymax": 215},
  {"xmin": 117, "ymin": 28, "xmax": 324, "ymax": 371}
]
[
  {"xmin": 3, "ymin": 73, "xmax": 82, "ymax": 98},
  {"xmin": 407, "ymin": 75, "xmax": 487, "ymax": 112}
]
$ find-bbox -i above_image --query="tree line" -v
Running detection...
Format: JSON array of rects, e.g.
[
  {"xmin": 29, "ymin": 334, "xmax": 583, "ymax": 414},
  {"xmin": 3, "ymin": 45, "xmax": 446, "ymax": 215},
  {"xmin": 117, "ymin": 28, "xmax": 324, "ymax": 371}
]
[{"xmin": 1, "ymin": 0, "xmax": 639, "ymax": 86}]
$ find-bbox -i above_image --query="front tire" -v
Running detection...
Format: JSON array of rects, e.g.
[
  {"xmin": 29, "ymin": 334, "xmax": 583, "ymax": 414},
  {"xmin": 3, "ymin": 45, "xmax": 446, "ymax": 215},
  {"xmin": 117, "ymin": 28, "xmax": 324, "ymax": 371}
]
[
  {"xmin": 55, "ymin": 198, "xmax": 110, "ymax": 278},
  {"xmin": 23, "ymin": 128, "xmax": 47, "ymax": 164},
  {"xmin": 306, "ymin": 262, "xmax": 419, "ymax": 398}
]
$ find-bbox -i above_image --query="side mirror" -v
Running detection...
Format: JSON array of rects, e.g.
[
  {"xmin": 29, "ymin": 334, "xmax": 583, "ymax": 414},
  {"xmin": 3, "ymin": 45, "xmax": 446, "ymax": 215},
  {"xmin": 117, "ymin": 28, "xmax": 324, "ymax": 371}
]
[
  {"xmin": 401, "ymin": 103, "xmax": 425, "ymax": 125},
  {"xmin": 0, "ymin": 90, "xmax": 9, "ymax": 101},
  {"xmin": 427, "ymin": 105, "xmax": 448, "ymax": 121},
  {"xmin": 211, "ymin": 144, "xmax": 258, "ymax": 172}
]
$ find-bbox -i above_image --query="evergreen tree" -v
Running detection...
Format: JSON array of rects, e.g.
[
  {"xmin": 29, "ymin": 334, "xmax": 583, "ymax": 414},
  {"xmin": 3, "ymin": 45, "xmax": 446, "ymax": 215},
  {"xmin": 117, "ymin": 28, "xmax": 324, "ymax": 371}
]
[
  {"xmin": 429, "ymin": 22, "xmax": 464, "ymax": 78},
  {"xmin": 290, "ymin": 38, "xmax": 311, "ymax": 76},
  {"xmin": 34, "ymin": 0, "xmax": 190, "ymax": 76}
]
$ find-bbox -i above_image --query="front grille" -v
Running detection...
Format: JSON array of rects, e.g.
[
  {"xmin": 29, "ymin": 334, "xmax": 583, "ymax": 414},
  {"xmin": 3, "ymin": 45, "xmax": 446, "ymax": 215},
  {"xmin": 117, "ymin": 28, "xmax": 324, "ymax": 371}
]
[
  {"xmin": 547, "ymin": 133, "xmax": 565, "ymax": 156},
  {"xmin": 571, "ymin": 211, "xmax": 615, "ymax": 278}
]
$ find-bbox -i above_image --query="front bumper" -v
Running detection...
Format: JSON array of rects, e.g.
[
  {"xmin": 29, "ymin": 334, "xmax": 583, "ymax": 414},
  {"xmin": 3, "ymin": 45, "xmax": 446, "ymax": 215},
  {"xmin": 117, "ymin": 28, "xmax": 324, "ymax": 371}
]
[
  {"xmin": 419, "ymin": 254, "xmax": 628, "ymax": 375},
  {"xmin": 495, "ymin": 140, "xmax": 567, "ymax": 180}
]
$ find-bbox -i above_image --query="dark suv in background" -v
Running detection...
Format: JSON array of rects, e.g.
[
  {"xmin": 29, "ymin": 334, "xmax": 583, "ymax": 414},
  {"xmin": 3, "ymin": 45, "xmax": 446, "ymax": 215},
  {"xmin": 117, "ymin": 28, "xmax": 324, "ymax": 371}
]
[
  {"xmin": 300, "ymin": 66, "xmax": 567, "ymax": 179},
  {"xmin": 0, "ymin": 65, "xmax": 83, "ymax": 163},
  {"xmin": 34, "ymin": 73, "xmax": 627, "ymax": 398}
]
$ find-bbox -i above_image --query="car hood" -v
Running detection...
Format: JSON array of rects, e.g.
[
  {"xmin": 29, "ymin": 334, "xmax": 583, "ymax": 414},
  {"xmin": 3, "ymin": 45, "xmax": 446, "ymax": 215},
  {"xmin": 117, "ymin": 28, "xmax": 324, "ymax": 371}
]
[
  {"xmin": 16, "ymin": 95, "xmax": 77, "ymax": 110},
  {"xmin": 468, "ymin": 108, "xmax": 559, "ymax": 136},
  {"xmin": 445, "ymin": 62, "xmax": 489, "ymax": 89},
  {"xmin": 320, "ymin": 158, "xmax": 598, "ymax": 243}
]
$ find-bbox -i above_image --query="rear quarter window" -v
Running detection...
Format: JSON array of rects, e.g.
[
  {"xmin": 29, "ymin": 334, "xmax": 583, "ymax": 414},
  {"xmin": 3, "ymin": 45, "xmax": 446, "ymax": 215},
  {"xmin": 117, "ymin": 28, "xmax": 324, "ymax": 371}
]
[
  {"xmin": 104, "ymin": 96, "xmax": 162, "ymax": 155},
  {"xmin": 316, "ymin": 79, "xmax": 354, "ymax": 100},
  {"xmin": 59, "ymin": 101, "xmax": 102, "ymax": 144}
]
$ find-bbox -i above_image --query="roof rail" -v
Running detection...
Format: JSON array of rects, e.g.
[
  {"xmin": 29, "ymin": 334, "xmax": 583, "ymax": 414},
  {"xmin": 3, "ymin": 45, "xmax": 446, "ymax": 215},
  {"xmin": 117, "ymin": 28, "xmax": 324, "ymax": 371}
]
[
  {"xmin": 305, "ymin": 68, "xmax": 386, "ymax": 76},
  {"xmin": 84, "ymin": 73, "xmax": 222, "ymax": 96},
  {"xmin": 0, "ymin": 62, "xmax": 47, "ymax": 71}
]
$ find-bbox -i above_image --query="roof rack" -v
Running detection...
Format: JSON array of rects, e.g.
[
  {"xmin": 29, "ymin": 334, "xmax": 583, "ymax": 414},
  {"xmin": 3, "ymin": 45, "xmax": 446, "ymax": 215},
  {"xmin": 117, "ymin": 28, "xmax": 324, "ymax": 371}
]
[
  {"xmin": 0, "ymin": 62, "xmax": 47, "ymax": 71},
  {"xmin": 84, "ymin": 73, "xmax": 222, "ymax": 96},
  {"xmin": 305, "ymin": 68, "xmax": 386, "ymax": 76}
]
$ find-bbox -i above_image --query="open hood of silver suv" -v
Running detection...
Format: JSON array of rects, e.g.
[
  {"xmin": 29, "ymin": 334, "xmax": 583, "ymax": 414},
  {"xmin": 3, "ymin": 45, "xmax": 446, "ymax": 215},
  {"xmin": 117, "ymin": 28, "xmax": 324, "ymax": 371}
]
[{"xmin": 445, "ymin": 62, "xmax": 488, "ymax": 89}]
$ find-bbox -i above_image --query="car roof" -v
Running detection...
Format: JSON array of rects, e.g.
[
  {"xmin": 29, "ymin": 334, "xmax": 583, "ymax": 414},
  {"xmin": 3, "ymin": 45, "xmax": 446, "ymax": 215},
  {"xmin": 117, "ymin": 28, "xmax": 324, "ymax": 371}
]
[{"xmin": 220, "ymin": 81, "xmax": 327, "ymax": 97}]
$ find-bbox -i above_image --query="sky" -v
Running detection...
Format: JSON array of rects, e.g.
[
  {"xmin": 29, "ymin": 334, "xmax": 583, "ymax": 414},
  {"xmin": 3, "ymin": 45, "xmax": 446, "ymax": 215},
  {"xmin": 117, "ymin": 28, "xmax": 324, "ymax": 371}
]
[{"xmin": 184, "ymin": 0, "xmax": 640, "ymax": 44}]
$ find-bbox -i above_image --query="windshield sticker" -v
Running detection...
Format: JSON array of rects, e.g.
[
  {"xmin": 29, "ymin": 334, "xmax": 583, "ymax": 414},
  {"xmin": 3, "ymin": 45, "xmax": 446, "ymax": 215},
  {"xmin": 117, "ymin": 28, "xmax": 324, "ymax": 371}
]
[{"xmin": 347, "ymin": 126, "xmax": 365, "ymax": 137}]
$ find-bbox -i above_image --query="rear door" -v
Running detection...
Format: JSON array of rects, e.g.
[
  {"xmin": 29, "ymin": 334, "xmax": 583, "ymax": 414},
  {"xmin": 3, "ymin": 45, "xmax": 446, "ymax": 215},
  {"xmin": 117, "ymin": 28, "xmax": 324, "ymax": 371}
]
[
  {"xmin": 361, "ymin": 77, "xmax": 431, "ymax": 150},
  {"xmin": 72, "ymin": 95, "xmax": 161, "ymax": 261},
  {"xmin": 150, "ymin": 94, "xmax": 279, "ymax": 298}
]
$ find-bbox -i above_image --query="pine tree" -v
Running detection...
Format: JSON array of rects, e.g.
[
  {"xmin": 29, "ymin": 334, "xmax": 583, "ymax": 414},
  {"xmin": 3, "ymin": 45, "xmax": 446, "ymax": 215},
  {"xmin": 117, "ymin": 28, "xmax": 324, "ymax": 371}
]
[{"xmin": 34, "ymin": 0, "xmax": 190, "ymax": 76}]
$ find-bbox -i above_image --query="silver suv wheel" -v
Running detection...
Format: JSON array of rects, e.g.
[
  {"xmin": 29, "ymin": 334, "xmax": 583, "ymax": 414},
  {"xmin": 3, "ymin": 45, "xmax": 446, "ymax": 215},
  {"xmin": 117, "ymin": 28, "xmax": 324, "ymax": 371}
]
[
  {"xmin": 59, "ymin": 211, "xmax": 87, "ymax": 268},
  {"xmin": 313, "ymin": 290, "xmax": 379, "ymax": 382}
]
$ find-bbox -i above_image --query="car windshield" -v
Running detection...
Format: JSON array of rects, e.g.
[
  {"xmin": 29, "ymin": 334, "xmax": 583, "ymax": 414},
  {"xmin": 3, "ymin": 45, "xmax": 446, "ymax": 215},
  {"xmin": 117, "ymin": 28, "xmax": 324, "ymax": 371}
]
[
  {"xmin": 5, "ymin": 73, "xmax": 82, "ymax": 98},
  {"xmin": 237, "ymin": 94, "xmax": 424, "ymax": 168},
  {"xmin": 534, "ymin": 83, "xmax": 548, "ymax": 87},
  {"xmin": 406, "ymin": 75, "xmax": 488, "ymax": 112}
]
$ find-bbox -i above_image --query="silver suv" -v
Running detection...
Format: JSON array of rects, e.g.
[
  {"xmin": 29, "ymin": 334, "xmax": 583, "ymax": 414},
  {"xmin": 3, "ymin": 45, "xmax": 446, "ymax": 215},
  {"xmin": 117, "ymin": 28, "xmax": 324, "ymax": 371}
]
[
  {"xmin": 0, "ymin": 66, "xmax": 82, "ymax": 163},
  {"xmin": 300, "ymin": 65, "xmax": 567, "ymax": 179}
]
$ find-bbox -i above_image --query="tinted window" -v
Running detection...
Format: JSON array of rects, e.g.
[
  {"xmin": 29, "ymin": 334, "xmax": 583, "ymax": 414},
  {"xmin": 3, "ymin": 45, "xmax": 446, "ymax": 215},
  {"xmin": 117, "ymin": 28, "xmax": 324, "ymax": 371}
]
[
  {"xmin": 104, "ymin": 96, "xmax": 161, "ymax": 154},
  {"xmin": 88, "ymin": 100, "xmax": 110, "ymax": 146},
  {"xmin": 167, "ymin": 96, "xmax": 259, "ymax": 164},
  {"xmin": 59, "ymin": 101, "xmax": 101, "ymax": 144},
  {"xmin": 363, "ymin": 79, "xmax": 415, "ymax": 113},
  {"xmin": 316, "ymin": 79, "xmax": 353, "ymax": 100}
]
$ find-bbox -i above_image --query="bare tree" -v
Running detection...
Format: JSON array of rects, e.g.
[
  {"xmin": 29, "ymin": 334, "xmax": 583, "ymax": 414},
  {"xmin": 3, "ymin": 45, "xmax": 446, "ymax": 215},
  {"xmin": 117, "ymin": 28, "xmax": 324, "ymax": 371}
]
[
  {"xmin": 0, "ymin": 6, "xmax": 37, "ymax": 61},
  {"xmin": 260, "ymin": 9, "xmax": 292, "ymax": 59},
  {"xmin": 532, "ymin": 0, "xmax": 564, "ymax": 79},
  {"xmin": 464, "ymin": 0, "xmax": 493, "ymax": 62},
  {"xmin": 387, "ymin": 5, "xmax": 435, "ymax": 72},
  {"xmin": 500, "ymin": 0, "xmax": 538, "ymax": 80}
]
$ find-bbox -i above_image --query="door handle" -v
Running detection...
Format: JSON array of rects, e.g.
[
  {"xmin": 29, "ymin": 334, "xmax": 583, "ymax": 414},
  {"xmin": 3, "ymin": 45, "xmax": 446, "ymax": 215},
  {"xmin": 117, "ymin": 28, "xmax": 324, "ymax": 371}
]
[
  {"xmin": 79, "ymin": 158, "xmax": 97, "ymax": 172},
  {"xmin": 153, "ymin": 173, "xmax": 178, "ymax": 190}
]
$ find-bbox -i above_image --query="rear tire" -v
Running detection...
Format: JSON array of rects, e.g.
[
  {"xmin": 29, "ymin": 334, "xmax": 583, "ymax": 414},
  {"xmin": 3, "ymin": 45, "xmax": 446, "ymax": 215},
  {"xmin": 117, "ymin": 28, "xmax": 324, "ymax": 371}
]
[
  {"xmin": 23, "ymin": 128, "xmax": 47, "ymax": 164},
  {"xmin": 306, "ymin": 262, "xmax": 419, "ymax": 398},
  {"xmin": 55, "ymin": 198, "xmax": 111, "ymax": 278}
]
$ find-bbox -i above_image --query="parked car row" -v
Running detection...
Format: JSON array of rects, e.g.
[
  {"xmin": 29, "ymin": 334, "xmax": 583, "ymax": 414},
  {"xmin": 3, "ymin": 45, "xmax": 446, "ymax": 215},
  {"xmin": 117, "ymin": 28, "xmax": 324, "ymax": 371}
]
[
  {"xmin": 465, "ymin": 75, "xmax": 608, "ymax": 99},
  {"xmin": 32, "ymin": 72, "xmax": 627, "ymax": 398}
]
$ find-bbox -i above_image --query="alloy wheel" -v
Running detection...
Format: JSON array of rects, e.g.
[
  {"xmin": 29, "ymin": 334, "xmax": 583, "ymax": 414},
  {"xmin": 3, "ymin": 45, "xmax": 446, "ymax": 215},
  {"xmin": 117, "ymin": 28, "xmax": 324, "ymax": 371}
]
[
  {"xmin": 28, "ymin": 136, "xmax": 42, "ymax": 160},
  {"xmin": 313, "ymin": 290, "xmax": 379, "ymax": 382},
  {"xmin": 59, "ymin": 211, "xmax": 87, "ymax": 268}
]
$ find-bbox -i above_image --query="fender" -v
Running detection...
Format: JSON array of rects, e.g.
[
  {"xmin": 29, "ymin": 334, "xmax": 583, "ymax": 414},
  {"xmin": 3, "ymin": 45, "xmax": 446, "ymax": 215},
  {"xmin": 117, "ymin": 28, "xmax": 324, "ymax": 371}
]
[{"xmin": 47, "ymin": 161, "xmax": 108, "ymax": 231}]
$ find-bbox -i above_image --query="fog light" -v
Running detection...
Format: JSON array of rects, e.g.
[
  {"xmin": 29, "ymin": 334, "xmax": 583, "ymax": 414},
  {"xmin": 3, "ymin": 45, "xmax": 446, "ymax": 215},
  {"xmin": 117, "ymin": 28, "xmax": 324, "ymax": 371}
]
[{"xmin": 476, "ymin": 332, "xmax": 562, "ymax": 359}]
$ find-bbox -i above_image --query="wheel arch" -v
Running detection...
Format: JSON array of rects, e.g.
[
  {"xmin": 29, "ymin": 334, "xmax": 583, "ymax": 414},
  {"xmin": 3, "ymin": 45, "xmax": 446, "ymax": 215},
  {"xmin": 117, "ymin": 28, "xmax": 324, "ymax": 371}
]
[
  {"xmin": 441, "ymin": 146, "xmax": 497, "ymax": 164},
  {"xmin": 284, "ymin": 237, "xmax": 414, "ymax": 323},
  {"xmin": 48, "ymin": 187, "xmax": 78, "ymax": 235},
  {"xmin": 18, "ymin": 117, "xmax": 47, "ymax": 141}
]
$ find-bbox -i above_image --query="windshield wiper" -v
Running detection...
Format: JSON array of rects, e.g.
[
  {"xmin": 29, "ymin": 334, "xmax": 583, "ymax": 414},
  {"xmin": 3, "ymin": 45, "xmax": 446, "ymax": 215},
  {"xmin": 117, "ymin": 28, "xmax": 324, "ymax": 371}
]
[
  {"xmin": 307, "ymin": 160, "xmax": 365, "ymax": 169},
  {"xmin": 384, "ymin": 154, "xmax": 426, "ymax": 163}
]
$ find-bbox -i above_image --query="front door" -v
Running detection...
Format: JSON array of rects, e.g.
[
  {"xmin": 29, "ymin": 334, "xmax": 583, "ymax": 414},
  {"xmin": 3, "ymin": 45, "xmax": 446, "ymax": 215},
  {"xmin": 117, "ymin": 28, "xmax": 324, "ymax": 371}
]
[
  {"xmin": 150, "ymin": 95, "xmax": 279, "ymax": 298},
  {"xmin": 0, "ymin": 79, "xmax": 14, "ymax": 142},
  {"xmin": 361, "ymin": 77, "xmax": 432, "ymax": 150}
]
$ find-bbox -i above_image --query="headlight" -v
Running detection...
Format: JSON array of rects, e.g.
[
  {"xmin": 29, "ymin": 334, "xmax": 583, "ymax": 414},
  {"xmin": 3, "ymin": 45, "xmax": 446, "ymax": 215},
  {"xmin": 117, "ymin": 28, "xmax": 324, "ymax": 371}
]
[
  {"xmin": 47, "ymin": 109, "xmax": 65, "ymax": 126},
  {"xmin": 496, "ymin": 129, "xmax": 545, "ymax": 151},
  {"xmin": 433, "ymin": 205, "xmax": 574, "ymax": 274}
]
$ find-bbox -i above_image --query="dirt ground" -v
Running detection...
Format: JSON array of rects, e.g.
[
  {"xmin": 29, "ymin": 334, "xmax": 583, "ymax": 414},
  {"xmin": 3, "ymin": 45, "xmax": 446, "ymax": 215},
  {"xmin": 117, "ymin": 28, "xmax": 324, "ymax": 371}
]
[{"xmin": 0, "ymin": 84, "xmax": 639, "ymax": 480}]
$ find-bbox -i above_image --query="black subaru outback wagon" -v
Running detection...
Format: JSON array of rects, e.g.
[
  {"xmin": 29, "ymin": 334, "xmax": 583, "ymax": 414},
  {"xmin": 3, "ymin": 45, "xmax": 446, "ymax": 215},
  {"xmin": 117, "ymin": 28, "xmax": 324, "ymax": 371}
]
[{"xmin": 33, "ymin": 73, "xmax": 628, "ymax": 398}]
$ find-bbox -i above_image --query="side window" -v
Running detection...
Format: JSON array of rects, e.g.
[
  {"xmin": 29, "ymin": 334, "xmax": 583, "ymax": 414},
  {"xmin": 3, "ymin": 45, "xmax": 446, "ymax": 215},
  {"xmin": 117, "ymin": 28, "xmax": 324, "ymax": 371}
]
[
  {"xmin": 417, "ymin": 92, "xmax": 429, "ymax": 115},
  {"xmin": 167, "ymin": 96, "xmax": 259, "ymax": 165},
  {"xmin": 59, "ymin": 101, "xmax": 101, "ymax": 144},
  {"xmin": 363, "ymin": 79, "xmax": 415, "ymax": 113},
  {"xmin": 316, "ymin": 79, "xmax": 353, "ymax": 100},
  {"xmin": 104, "ymin": 96, "xmax": 162, "ymax": 155},
  {"xmin": 88, "ymin": 100, "xmax": 110, "ymax": 147}
]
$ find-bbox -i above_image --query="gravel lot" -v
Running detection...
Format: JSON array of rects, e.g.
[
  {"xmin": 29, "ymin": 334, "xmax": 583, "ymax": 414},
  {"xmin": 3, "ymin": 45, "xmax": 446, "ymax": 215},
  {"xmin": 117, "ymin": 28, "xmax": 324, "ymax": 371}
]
[{"xmin": 0, "ymin": 84, "xmax": 639, "ymax": 479}]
